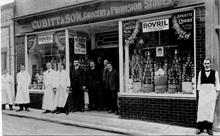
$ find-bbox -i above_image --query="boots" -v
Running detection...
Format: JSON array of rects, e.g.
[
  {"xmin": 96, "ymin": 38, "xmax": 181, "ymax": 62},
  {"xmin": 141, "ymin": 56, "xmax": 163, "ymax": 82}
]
[
  {"xmin": 2, "ymin": 104, "xmax": 6, "ymax": 110},
  {"xmin": 9, "ymin": 105, "xmax": 13, "ymax": 110},
  {"xmin": 207, "ymin": 122, "xmax": 213, "ymax": 135}
]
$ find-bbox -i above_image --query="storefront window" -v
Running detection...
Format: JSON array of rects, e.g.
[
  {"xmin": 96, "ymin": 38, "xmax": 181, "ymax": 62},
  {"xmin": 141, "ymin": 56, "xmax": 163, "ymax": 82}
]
[
  {"xmin": 123, "ymin": 11, "xmax": 195, "ymax": 95},
  {"xmin": 27, "ymin": 31, "xmax": 66, "ymax": 89}
]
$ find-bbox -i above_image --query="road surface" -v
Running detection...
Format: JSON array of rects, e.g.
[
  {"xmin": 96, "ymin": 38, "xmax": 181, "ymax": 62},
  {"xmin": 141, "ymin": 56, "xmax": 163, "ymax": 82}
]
[{"xmin": 2, "ymin": 114, "xmax": 123, "ymax": 135}]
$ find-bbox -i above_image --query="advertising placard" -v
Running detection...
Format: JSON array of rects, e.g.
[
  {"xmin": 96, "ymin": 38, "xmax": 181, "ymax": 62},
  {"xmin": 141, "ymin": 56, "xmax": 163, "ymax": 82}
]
[
  {"xmin": 74, "ymin": 36, "xmax": 87, "ymax": 54},
  {"xmin": 142, "ymin": 19, "xmax": 169, "ymax": 32},
  {"xmin": 38, "ymin": 34, "xmax": 53, "ymax": 45}
]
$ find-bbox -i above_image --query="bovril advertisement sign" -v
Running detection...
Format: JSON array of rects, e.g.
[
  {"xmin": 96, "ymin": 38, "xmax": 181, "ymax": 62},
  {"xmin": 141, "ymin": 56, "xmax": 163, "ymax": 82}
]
[{"xmin": 142, "ymin": 19, "xmax": 169, "ymax": 33}]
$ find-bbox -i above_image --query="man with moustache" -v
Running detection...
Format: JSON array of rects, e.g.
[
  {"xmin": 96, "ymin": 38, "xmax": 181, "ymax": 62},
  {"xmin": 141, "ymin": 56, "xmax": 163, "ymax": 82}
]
[
  {"xmin": 196, "ymin": 59, "xmax": 220, "ymax": 135},
  {"xmin": 71, "ymin": 60, "xmax": 85, "ymax": 112},
  {"xmin": 42, "ymin": 62, "xmax": 57, "ymax": 114},
  {"xmin": 15, "ymin": 65, "xmax": 31, "ymax": 112},
  {"xmin": 87, "ymin": 60, "xmax": 101, "ymax": 110},
  {"xmin": 2, "ymin": 69, "xmax": 14, "ymax": 110},
  {"xmin": 106, "ymin": 62, "xmax": 119, "ymax": 115},
  {"xmin": 54, "ymin": 63, "xmax": 70, "ymax": 114}
]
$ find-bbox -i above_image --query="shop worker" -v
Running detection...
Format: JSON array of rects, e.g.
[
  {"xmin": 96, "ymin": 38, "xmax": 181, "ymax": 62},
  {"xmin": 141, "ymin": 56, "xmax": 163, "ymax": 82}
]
[
  {"xmin": 106, "ymin": 62, "xmax": 119, "ymax": 115},
  {"xmin": 54, "ymin": 63, "xmax": 70, "ymax": 114},
  {"xmin": 71, "ymin": 60, "xmax": 85, "ymax": 112},
  {"xmin": 15, "ymin": 65, "xmax": 31, "ymax": 112},
  {"xmin": 2, "ymin": 69, "xmax": 14, "ymax": 110},
  {"xmin": 102, "ymin": 59, "xmax": 109, "ymax": 110},
  {"xmin": 196, "ymin": 58, "xmax": 220, "ymax": 135},
  {"xmin": 42, "ymin": 62, "xmax": 57, "ymax": 114},
  {"xmin": 87, "ymin": 60, "xmax": 101, "ymax": 110}
]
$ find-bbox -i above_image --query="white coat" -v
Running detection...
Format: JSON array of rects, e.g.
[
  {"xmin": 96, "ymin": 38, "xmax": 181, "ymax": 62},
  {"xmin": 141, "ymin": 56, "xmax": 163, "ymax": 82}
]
[
  {"xmin": 15, "ymin": 71, "xmax": 31, "ymax": 104},
  {"xmin": 42, "ymin": 69, "xmax": 57, "ymax": 111},
  {"xmin": 54, "ymin": 70, "xmax": 70, "ymax": 108},
  {"xmin": 197, "ymin": 70, "xmax": 220, "ymax": 123},
  {"xmin": 2, "ymin": 73, "xmax": 14, "ymax": 105}
]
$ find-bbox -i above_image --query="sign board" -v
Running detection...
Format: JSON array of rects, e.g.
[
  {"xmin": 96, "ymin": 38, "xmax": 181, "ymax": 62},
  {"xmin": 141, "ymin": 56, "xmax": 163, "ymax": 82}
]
[
  {"xmin": 38, "ymin": 35, "xmax": 53, "ymax": 44},
  {"xmin": 142, "ymin": 19, "xmax": 169, "ymax": 32},
  {"xmin": 74, "ymin": 36, "xmax": 87, "ymax": 54},
  {"xmin": 31, "ymin": 0, "xmax": 175, "ymax": 30},
  {"xmin": 172, "ymin": 10, "xmax": 193, "ymax": 40}
]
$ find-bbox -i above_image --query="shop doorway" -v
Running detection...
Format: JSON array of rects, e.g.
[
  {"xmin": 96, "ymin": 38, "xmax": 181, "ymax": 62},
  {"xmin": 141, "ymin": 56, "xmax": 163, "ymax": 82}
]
[
  {"xmin": 91, "ymin": 47, "xmax": 119, "ymax": 72},
  {"xmin": 68, "ymin": 21, "xmax": 119, "ymax": 113}
]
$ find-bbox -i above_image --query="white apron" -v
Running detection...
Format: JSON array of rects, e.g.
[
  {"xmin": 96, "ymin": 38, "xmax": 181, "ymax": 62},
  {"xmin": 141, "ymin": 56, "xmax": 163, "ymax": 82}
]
[
  {"xmin": 197, "ymin": 84, "xmax": 217, "ymax": 122},
  {"xmin": 1, "ymin": 74, "xmax": 15, "ymax": 104},
  {"xmin": 42, "ymin": 85, "xmax": 56, "ymax": 110},
  {"xmin": 54, "ymin": 86, "xmax": 68, "ymax": 107},
  {"xmin": 54, "ymin": 70, "xmax": 70, "ymax": 108},
  {"xmin": 213, "ymin": 93, "xmax": 220, "ymax": 131},
  {"xmin": 15, "ymin": 71, "xmax": 30, "ymax": 104},
  {"xmin": 42, "ymin": 70, "xmax": 56, "ymax": 111}
]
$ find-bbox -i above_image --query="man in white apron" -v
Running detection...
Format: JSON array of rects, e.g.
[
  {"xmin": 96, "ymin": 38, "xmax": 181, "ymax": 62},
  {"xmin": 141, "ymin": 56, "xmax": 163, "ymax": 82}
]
[
  {"xmin": 15, "ymin": 65, "xmax": 31, "ymax": 112},
  {"xmin": 54, "ymin": 63, "xmax": 70, "ymax": 114},
  {"xmin": 196, "ymin": 59, "xmax": 220, "ymax": 135},
  {"xmin": 2, "ymin": 69, "xmax": 14, "ymax": 110},
  {"xmin": 42, "ymin": 62, "xmax": 57, "ymax": 114}
]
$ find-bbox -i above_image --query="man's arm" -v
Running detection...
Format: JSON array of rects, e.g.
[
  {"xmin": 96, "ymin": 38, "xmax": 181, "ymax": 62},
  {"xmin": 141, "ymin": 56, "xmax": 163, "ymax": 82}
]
[{"xmin": 215, "ymin": 71, "xmax": 220, "ymax": 92}]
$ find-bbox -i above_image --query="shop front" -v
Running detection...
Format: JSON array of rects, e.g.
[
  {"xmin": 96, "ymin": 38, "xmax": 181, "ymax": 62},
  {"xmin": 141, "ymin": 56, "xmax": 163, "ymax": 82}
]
[{"xmin": 14, "ymin": 0, "xmax": 209, "ymax": 127}]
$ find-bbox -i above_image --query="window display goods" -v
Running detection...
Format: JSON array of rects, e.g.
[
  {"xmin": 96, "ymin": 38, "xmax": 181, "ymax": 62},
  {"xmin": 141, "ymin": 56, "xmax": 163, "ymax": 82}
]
[{"xmin": 124, "ymin": 10, "xmax": 195, "ymax": 95}]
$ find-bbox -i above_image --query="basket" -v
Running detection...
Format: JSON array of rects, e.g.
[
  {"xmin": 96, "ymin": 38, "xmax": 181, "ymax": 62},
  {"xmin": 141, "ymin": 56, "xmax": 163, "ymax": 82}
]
[
  {"xmin": 155, "ymin": 85, "xmax": 167, "ymax": 93},
  {"xmin": 168, "ymin": 84, "xmax": 180, "ymax": 93},
  {"xmin": 141, "ymin": 84, "xmax": 154, "ymax": 93}
]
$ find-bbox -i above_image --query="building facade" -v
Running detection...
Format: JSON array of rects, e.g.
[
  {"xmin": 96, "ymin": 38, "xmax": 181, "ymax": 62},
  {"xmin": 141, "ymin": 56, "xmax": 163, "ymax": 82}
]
[
  {"xmin": 14, "ymin": 0, "xmax": 220, "ymax": 127},
  {"xmin": 1, "ymin": 2, "xmax": 15, "ymax": 88}
]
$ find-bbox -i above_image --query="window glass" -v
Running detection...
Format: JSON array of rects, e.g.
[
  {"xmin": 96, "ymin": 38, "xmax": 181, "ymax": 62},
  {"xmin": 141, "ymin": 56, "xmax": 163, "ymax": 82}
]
[
  {"xmin": 27, "ymin": 31, "xmax": 66, "ymax": 89},
  {"xmin": 124, "ymin": 11, "xmax": 195, "ymax": 94}
]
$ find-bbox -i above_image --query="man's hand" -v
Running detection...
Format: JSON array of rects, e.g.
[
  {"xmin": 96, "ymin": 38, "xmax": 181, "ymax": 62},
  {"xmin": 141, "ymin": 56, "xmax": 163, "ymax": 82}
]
[
  {"xmin": 82, "ymin": 86, "xmax": 86, "ymax": 90},
  {"xmin": 53, "ymin": 88, "xmax": 57, "ymax": 92}
]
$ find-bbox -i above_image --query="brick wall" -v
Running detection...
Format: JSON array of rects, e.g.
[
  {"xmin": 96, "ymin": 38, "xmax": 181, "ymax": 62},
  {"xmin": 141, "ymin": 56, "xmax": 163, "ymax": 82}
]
[
  {"xmin": 119, "ymin": 7, "xmax": 206, "ymax": 128},
  {"xmin": 119, "ymin": 97, "xmax": 197, "ymax": 127},
  {"xmin": 29, "ymin": 93, "xmax": 43, "ymax": 109},
  {"xmin": 195, "ymin": 6, "xmax": 206, "ymax": 74},
  {"xmin": 15, "ymin": 36, "xmax": 25, "ymax": 72}
]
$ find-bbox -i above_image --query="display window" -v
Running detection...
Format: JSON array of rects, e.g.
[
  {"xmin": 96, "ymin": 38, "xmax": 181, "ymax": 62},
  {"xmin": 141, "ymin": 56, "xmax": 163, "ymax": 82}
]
[
  {"xmin": 27, "ymin": 31, "xmax": 66, "ymax": 89},
  {"xmin": 123, "ymin": 10, "xmax": 196, "ymax": 95}
]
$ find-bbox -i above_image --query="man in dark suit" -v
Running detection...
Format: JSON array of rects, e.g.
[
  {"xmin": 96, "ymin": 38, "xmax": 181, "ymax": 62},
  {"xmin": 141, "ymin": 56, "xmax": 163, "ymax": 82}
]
[
  {"xmin": 70, "ymin": 60, "xmax": 85, "ymax": 112},
  {"xmin": 106, "ymin": 62, "xmax": 119, "ymax": 115},
  {"xmin": 87, "ymin": 60, "xmax": 101, "ymax": 110}
]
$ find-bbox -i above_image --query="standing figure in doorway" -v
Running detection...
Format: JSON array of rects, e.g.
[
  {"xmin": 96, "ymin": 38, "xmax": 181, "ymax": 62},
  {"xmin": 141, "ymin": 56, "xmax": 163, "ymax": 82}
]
[
  {"xmin": 102, "ymin": 59, "xmax": 109, "ymax": 110},
  {"xmin": 71, "ymin": 60, "xmax": 86, "ymax": 112},
  {"xmin": 87, "ymin": 60, "xmax": 100, "ymax": 110},
  {"xmin": 42, "ymin": 62, "xmax": 57, "ymax": 114},
  {"xmin": 106, "ymin": 62, "xmax": 119, "ymax": 115},
  {"xmin": 54, "ymin": 63, "xmax": 70, "ymax": 114},
  {"xmin": 196, "ymin": 59, "xmax": 220, "ymax": 135},
  {"xmin": 2, "ymin": 69, "xmax": 14, "ymax": 110},
  {"xmin": 15, "ymin": 65, "xmax": 31, "ymax": 112}
]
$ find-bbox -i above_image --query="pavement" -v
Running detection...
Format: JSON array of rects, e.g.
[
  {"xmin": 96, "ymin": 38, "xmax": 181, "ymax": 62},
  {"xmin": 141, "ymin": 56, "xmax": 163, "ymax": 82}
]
[{"xmin": 2, "ymin": 107, "xmax": 220, "ymax": 135}]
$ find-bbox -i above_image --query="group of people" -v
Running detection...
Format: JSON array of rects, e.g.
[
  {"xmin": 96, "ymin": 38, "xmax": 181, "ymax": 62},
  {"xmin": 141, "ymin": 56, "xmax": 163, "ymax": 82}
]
[
  {"xmin": 69, "ymin": 59, "xmax": 119, "ymax": 114},
  {"xmin": 2, "ymin": 58, "xmax": 220, "ymax": 135},
  {"xmin": 2, "ymin": 65, "xmax": 31, "ymax": 112},
  {"xmin": 41, "ymin": 58, "xmax": 119, "ymax": 115}
]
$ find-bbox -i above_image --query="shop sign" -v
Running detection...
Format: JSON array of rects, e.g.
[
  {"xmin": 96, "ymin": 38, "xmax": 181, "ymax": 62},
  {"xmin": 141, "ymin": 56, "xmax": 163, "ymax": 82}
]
[
  {"xmin": 142, "ymin": 19, "xmax": 169, "ymax": 32},
  {"xmin": 27, "ymin": 35, "xmax": 37, "ymax": 52},
  {"xmin": 74, "ymin": 36, "xmax": 87, "ymax": 54},
  {"xmin": 38, "ymin": 34, "xmax": 53, "ymax": 45},
  {"xmin": 55, "ymin": 31, "xmax": 65, "ymax": 51},
  {"xmin": 32, "ymin": 0, "xmax": 175, "ymax": 30},
  {"xmin": 172, "ymin": 10, "xmax": 193, "ymax": 40}
]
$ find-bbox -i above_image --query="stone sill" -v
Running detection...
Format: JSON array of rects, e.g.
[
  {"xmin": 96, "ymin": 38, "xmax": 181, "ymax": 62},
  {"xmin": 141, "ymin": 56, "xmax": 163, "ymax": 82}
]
[{"xmin": 119, "ymin": 92, "xmax": 196, "ymax": 100}]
